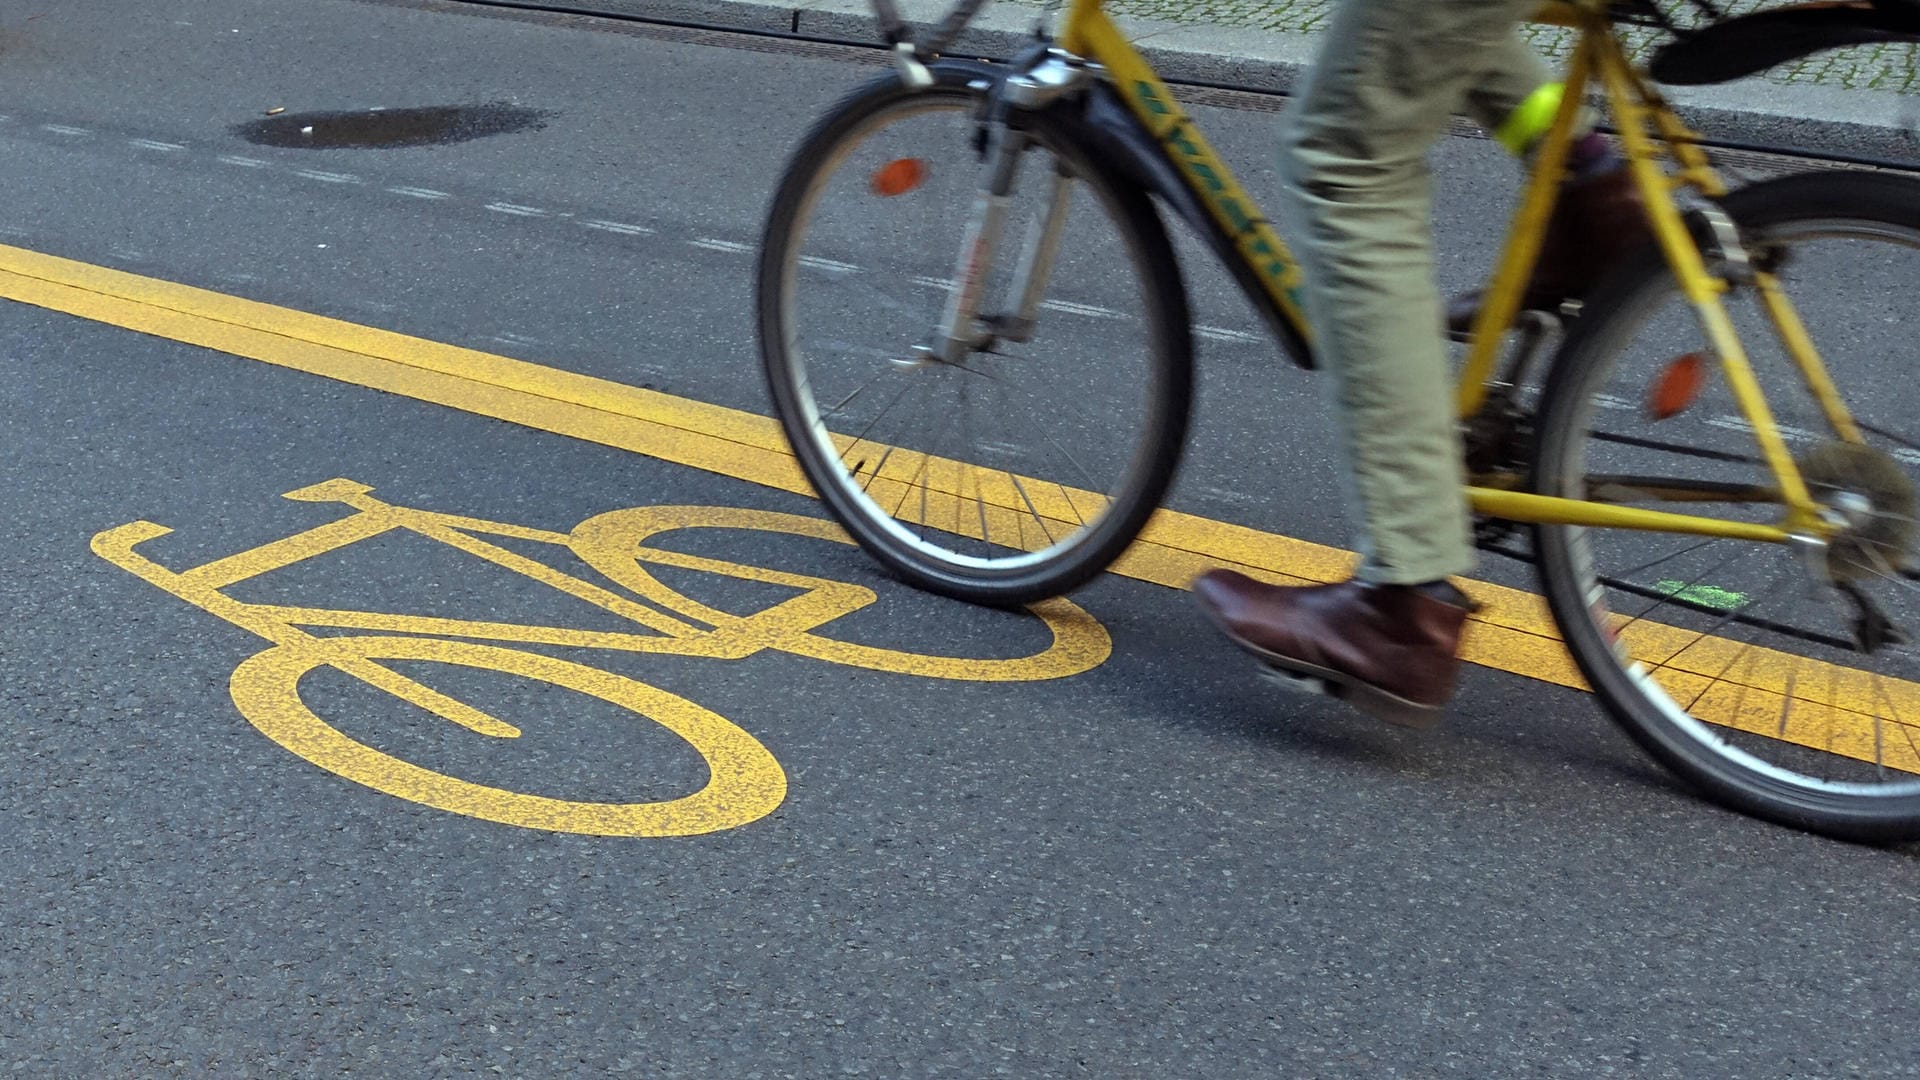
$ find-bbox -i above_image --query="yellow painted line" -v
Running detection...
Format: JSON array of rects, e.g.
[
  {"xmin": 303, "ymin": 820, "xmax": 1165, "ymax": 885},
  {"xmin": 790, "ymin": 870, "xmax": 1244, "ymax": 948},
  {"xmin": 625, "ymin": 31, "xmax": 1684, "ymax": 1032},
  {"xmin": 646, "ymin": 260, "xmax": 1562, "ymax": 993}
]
[
  {"xmin": 8, "ymin": 239, "xmax": 1916, "ymax": 761},
  {"xmin": 0, "ymin": 242, "xmax": 1584, "ymax": 681}
]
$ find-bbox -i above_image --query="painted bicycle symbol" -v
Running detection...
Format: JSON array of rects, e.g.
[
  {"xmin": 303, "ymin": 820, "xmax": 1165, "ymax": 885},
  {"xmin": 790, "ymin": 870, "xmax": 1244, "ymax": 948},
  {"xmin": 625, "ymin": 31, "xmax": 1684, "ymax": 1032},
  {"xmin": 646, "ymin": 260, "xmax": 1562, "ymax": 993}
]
[{"xmin": 92, "ymin": 479, "xmax": 1111, "ymax": 836}]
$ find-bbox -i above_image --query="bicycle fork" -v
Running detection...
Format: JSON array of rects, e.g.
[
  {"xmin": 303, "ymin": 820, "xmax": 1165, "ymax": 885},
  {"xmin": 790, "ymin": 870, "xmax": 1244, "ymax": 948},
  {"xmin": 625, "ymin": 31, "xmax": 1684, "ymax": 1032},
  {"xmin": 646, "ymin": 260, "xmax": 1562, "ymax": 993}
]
[
  {"xmin": 917, "ymin": 52, "xmax": 1089, "ymax": 363},
  {"xmin": 920, "ymin": 124, "xmax": 1027, "ymax": 364}
]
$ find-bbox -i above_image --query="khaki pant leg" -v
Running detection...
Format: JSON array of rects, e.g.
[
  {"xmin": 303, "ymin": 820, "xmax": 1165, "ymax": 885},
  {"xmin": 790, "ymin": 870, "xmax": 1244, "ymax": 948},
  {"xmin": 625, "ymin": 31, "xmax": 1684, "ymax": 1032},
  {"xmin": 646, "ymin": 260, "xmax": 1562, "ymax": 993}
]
[
  {"xmin": 1278, "ymin": 0, "xmax": 1537, "ymax": 585},
  {"xmin": 1464, "ymin": 32, "xmax": 1557, "ymax": 140}
]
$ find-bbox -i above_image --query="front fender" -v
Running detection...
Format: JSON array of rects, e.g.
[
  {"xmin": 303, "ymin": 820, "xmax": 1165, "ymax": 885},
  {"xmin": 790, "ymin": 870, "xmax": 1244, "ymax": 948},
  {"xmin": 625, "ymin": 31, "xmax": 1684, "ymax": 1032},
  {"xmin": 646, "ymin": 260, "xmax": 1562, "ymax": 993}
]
[{"xmin": 1072, "ymin": 83, "xmax": 1314, "ymax": 369}]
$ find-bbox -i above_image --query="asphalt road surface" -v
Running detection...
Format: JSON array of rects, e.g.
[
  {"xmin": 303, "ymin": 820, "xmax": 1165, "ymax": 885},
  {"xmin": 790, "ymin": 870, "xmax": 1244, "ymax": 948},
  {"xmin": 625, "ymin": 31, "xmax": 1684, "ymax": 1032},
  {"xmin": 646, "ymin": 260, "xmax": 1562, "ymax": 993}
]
[{"xmin": 3, "ymin": 1, "xmax": 1919, "ymax": 1076}]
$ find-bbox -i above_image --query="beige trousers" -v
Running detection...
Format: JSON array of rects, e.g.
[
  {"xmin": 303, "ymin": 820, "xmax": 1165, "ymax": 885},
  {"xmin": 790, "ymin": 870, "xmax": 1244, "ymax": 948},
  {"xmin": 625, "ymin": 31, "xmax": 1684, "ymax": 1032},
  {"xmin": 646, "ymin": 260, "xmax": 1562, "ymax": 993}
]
[{"xmin": 1279, "ymin": 0, "xmax": 1549, "ymax": 584}]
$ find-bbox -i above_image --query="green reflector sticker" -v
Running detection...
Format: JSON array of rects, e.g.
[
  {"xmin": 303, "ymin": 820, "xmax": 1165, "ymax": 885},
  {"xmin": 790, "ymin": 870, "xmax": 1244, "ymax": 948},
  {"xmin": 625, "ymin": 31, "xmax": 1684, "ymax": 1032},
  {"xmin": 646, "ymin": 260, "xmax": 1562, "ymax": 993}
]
[{"xmin": 1654, "ymin": 579, "xmax": 1750, "ymax": 611}]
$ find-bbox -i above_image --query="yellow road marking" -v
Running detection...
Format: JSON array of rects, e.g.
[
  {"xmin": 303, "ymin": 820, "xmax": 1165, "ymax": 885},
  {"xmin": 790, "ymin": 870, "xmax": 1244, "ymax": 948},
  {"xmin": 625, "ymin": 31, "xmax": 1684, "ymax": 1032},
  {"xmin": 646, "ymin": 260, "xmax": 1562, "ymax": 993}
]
[
  {"xmin": 0, "ymin": 241, "xmax": 1581, "ymax": 683},
  {"xmin": 229, "ymin": 634, "xmax": 788, "ymax": 837},
  {"xmin": 6, "ymin": 241, "xmax": 1914, "ymax": 767},
  {"xmin": 96, "ymin": 485, "xmax": 1112, "ymax": 835}
]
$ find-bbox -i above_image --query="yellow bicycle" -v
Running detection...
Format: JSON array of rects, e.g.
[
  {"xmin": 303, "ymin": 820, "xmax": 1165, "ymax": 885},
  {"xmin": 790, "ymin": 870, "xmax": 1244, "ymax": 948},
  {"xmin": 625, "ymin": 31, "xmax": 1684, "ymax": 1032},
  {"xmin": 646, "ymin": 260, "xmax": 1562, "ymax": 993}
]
[{"xmin": 757, "ymin": 0, "xmax": 1920, "ymax": 838}]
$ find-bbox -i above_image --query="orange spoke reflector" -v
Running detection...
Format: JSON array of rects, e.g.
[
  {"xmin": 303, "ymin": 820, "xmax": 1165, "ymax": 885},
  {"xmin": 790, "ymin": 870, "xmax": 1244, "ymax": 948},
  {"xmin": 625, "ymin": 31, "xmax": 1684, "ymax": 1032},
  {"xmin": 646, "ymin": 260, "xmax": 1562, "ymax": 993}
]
[
  {"xmin": 871, "ymin": 158, "xmax": 928, "ymax": 197},
  {"xmin": 1649, "ymin": 352, "xmax": 1709, "ymax": 420}
]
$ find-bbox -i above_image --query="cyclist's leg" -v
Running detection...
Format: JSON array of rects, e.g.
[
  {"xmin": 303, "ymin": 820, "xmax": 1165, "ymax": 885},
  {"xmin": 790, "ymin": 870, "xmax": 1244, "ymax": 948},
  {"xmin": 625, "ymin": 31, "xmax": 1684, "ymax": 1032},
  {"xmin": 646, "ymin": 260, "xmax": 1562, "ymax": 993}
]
[
  {"xmin": 1465, "ymin": 34, "xmax": 1564, "ymax": 158},
  {"xmin": 1452, "ymin": 33, "xmax": 1642, "ymax": 327},
  {"xmin": 1192, "ymin": 0, "xmax": 1536, "ymax": 726},
  {"xmin": 1275, "ymin": 0, "xmax": 1539, "ymax": 587}
]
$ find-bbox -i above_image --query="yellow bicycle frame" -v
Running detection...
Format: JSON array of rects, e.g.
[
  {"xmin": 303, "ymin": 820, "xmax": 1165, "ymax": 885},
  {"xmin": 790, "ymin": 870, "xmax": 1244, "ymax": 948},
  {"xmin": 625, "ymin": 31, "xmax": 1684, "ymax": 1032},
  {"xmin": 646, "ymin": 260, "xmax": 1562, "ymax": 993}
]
[{"xmin": 1056, "ymin": 0, "xmax": 1860, "ymax": 545}]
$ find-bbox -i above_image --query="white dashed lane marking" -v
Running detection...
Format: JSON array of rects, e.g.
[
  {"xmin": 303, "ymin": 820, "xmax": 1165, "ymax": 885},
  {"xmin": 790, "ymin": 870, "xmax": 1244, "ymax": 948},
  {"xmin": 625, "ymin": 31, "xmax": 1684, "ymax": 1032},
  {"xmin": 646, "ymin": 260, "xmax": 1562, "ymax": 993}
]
[
  {"xmin": 1039, "ymin": 299, "xmax": 1120, "ymax": 319},
  {"xmin": 583, "ymin": 219, "xmax": 652, "ymax": 236},
  {"xmin": 6, "ymin": 109, "xmax": 1282, "ymax": 351},
  {"xmin": 1705, "ymin": 415, "xmax": 1825, "ymax": 444},
  {"xmin": 798, "ymin": 255, "xmax": 860, "ymax": 273},
  {"xmin": 1196, "ymin": 326, "xmax": 1263, "ymax": 344}
]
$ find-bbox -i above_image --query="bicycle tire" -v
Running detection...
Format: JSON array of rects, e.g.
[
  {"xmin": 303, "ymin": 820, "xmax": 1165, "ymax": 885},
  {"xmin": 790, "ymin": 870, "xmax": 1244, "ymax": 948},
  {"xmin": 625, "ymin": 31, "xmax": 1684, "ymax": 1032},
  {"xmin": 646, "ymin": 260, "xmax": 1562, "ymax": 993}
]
[
  {"xmin": 1532, "ymin": 170, "xmax": 1920, "ymax": 840},
  {"xmin": 757, "ymin": 62, "xmax": 1193, "ymax": 607}
]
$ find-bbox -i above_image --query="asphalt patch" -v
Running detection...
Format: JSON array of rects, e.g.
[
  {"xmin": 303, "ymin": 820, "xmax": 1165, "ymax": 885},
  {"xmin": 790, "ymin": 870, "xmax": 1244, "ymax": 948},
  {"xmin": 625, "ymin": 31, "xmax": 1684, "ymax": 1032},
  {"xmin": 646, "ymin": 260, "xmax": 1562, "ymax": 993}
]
[{"xmin": 234, "ymin": 102, "xmax": 551, "ymax": 149}]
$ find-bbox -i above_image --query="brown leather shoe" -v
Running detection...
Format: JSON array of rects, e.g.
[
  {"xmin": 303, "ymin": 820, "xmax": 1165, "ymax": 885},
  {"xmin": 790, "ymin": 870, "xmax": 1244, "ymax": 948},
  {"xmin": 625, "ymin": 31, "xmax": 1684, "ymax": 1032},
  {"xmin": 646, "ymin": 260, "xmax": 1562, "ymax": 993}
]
[
  {"xmin": 1446, "ymin": 162, "xmax": 1647, "ymax": 337},
  {"xmin": 1192, "ymin": 570, "xmax": 1473, "ymax": 728}
]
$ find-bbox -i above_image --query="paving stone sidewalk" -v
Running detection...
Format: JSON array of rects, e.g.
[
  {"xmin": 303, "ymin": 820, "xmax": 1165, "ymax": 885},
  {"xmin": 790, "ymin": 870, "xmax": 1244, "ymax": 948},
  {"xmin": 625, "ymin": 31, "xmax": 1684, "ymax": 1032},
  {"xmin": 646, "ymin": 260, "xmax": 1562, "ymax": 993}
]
[
  {"xmin": 1092, "ymin": 0, "xmax": 1920, "ymax": 94},
  {"xmin": 578, "ymin": 0, "xmax": 1920, "ymax": 158}
]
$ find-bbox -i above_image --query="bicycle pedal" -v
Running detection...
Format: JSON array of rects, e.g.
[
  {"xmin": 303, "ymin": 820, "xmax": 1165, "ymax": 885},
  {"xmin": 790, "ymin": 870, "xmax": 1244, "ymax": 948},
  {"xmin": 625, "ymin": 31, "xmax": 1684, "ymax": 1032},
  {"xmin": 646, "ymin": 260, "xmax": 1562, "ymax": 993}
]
[{"xmin": 1257, "ymin": 665, "xmax": 1334, "ymax": 698}]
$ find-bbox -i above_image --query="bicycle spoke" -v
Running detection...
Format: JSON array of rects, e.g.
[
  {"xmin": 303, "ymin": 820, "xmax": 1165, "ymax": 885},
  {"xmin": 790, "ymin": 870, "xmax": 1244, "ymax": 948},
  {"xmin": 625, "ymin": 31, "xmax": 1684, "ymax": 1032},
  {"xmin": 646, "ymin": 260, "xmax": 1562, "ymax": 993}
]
[
  {"xmin": 1851, "ymin": 548, "xmax": 1920, "ymax": 604},
  {"xmin": 1007, "ymin": 471, "xmax": 1058, "ymax": 547},
  {"xmin": 956, "ymin": 376, "xmax": 983, "ymax": 541},
  {"xmin": 912, "ymin": 386, "xmax": 966, "ymax": 542},
  {"xmin": 918, "ymin": 453, "xmax": 931, "ymax": 544},
  {"xmin": 1777, "ymin": 665, "xmax": 1798, "ymax": 739},
  {"xmin": 987, "ymin": 376, "xmax": 1105, "ymax": 522},
  {"xmin": 837, "ymin": 375, "xmax": 921, "ymax": 469},
  {"xmin": 1858, "ymin": 420, "xmax": 1920, "ymax": 456},
  {"xmin": 975, "ymin": 464, "xmax": 993, "ymax": 557},
  {"xmin": 888, "ymin": 389, "xmax": 947, "ymax": 520},
  {"xmin": 1599, "ymin": 570, "xmax": 1857, "ymax": 652},
  {"xmin": 1616, "ymin": 535, "xmax": 1728, "ymax": 582},
  {"xmin": 1870, "ymin": 672, "xmax": 1902, "ymax": 778},
  {"xmin": 1723, "ymin": 641, "xmax": 1762, "ymax": 735},
  {"xmin": 990, "ymin": 357, "xmax": 1138, "ymax": 488},
  {"xmin": 826, "ymin": 361, "xmax": 907, "ymax": 418},
  {"xmin": 860, "ymin": 442, "xmax": 899, "ymax": 494},
  {"xmin": 1669, "ymin": 562, "xmax": 1798, "ymax": 711},
  {"xmin": 1611, "ymin": 543, "xmax": 1751, "ymax": 644}
]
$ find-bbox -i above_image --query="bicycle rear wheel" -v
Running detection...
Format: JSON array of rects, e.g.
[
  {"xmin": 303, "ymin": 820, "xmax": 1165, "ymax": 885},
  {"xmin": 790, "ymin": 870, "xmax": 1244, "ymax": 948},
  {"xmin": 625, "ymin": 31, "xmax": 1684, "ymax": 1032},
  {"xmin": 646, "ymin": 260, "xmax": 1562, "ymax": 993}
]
[
  {"xmin": 757, "ymin": 63, "xmax": 1192, "ymax": 607},
  {"xmin": 1533, "ymin": 171, "xmax": 1920, "ymax": 840}
]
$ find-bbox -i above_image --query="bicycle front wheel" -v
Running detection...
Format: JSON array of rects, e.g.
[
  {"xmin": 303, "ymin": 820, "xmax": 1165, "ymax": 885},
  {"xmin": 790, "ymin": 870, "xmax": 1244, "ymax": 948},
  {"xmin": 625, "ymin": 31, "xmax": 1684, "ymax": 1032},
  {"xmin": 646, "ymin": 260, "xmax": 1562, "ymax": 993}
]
[
  {"xmin": 757, "ymin": 64, "xmax": 1193, "ymax": 607},
  {"xmin": 1533, "ymin": 171, "xmax": 1920, "ymax": 840}
]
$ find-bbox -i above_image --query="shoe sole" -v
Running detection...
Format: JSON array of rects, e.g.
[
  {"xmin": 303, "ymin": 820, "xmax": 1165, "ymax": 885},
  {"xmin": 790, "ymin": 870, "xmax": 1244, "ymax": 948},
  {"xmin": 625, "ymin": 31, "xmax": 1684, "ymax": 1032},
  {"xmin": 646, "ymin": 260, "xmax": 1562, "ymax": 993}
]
[{"xmin": 1197, "ymin": 600, "xmax": 1444, "ymax": 730}]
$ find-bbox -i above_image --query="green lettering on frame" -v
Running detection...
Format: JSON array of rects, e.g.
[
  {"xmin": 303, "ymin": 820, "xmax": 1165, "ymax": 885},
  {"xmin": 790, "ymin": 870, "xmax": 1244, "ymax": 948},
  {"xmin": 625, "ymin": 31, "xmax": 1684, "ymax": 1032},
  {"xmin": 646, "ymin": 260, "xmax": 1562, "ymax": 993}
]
[
  {"xmin": 1189, "ymin": 163, "xmax": 1226, "ymax": 194},
  {"xmin": 1134, "ymin": 81, "xmax": 1172, "ymax": 116}
]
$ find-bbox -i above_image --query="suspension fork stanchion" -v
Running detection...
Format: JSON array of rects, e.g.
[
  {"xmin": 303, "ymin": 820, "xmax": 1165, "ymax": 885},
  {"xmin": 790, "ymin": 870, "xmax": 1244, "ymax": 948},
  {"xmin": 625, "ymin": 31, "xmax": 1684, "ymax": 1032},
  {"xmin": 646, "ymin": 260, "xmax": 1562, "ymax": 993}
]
[
  {"xmin": 922, "ymin": 50, "xmax": 1091, "ymax": 360},
  {"xmin": 925, "ymin": 123, "xmax": 1027, "ymax": 364},
  {"xmin": 995, "ymin": 166, "xmax": 1074, "ymax": 343},
  {"xmin": 1593, "ymin": 35, "xmax": 1825, "ymax": 533}
]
